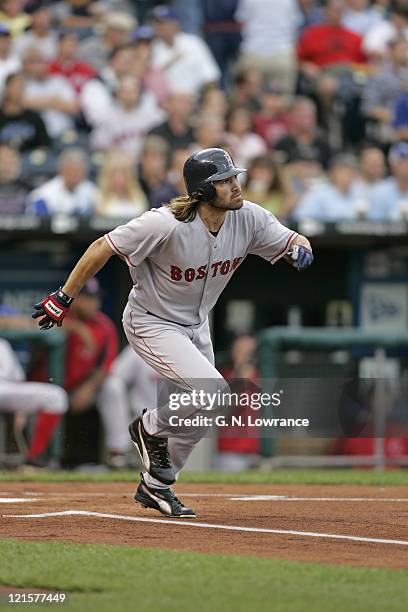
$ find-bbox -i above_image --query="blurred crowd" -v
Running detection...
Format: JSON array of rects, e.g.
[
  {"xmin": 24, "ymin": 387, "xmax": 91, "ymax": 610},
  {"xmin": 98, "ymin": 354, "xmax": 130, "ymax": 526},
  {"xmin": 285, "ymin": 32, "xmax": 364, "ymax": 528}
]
[{"xmin": 0, "ymin": 0, "xmax": 408, "ymax": 222}]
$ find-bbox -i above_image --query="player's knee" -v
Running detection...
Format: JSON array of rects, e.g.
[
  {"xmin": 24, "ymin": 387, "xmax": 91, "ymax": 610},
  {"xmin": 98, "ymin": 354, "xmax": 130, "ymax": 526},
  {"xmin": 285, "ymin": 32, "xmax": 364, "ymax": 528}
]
[{"xmin": 43, "ymin": 385, "xmax": 69, "ymax": 414}]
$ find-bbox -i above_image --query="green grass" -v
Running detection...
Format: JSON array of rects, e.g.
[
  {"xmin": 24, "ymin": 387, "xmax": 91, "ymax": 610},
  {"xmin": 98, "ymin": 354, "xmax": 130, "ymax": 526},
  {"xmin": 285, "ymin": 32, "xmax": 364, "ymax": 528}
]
[
  {"xmin": 0, "ymin": 468, "xmax": 407, "ymax": 486},
  {"xmin": 0, "ymin": 539, "xmax": 407, "ymax": 612}
]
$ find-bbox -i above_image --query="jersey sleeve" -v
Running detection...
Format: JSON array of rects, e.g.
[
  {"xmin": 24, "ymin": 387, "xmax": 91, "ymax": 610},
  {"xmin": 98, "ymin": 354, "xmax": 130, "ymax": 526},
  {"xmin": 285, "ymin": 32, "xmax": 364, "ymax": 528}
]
[
  {"xmin": 104, "ymin": 209, "xmax": 176, "ymax": 267},
  {"xmin": 247, "ymin": 203, "xmax": 297, "ymax": 265}
]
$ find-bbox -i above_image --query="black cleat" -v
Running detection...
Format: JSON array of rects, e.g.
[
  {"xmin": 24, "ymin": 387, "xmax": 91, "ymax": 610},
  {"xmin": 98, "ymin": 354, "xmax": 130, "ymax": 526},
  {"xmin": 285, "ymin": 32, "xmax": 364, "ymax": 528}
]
[
  {"xmin": 135, "ymin": 474, "xmax": 196, "ymax": 518},
  {"xmin": 129, "ymin": 413, "xmax": 176, "ymax": 485}
]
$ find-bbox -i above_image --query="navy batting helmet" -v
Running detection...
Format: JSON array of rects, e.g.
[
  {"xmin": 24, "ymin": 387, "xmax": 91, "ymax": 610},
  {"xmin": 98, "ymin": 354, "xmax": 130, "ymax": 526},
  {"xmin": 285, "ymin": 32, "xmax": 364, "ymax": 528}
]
[{"xmin": 183, "ymin": 148, "xmax": 246, "ymax": 201}]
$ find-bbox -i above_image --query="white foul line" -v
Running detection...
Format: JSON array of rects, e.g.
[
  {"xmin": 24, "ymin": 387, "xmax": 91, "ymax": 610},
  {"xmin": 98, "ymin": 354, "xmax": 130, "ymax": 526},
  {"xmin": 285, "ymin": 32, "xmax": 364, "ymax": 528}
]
[
  {"xmin": 229, "ymin": 496, "xmax": 408, "ymax": 502},
  {"xmin": 0, "ymin": 498, "xmax": 40, "ymax": 503},
  {"xmin": 3, "ymin": 510, "xmax": 408, "ymax": 547}
]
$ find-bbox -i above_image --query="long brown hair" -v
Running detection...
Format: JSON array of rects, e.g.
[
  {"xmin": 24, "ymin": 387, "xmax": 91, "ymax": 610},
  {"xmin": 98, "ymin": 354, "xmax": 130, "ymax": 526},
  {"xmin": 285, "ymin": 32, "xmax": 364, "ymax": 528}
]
[{"xmin": 166, "ymin": 195, "xmax": 200, "ymax": 222}]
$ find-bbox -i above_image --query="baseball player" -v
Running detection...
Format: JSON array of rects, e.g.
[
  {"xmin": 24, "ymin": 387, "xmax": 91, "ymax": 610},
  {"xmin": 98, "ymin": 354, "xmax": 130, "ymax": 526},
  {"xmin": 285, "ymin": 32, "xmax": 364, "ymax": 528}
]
[
  {"xmin": 32, "ymin": 148, "xmax": 313, "ymax": 517},
  {"xmin": 0, "ymin": 338, "xmax": 68, "ymax": 466}
]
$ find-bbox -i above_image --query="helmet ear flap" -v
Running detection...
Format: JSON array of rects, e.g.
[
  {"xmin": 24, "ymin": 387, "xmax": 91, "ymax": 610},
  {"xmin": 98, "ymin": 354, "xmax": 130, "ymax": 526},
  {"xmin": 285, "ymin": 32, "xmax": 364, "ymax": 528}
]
[{"xmin": 195, "ymin": 182, "xmax": 216, "ymax": 201}]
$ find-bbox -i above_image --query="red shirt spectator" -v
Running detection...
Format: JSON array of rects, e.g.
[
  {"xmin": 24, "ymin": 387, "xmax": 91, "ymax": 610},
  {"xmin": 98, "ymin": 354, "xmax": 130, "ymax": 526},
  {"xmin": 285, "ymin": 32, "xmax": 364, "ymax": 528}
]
[
  {"xmin": 297, "ymin": 23, "xmax": 365, "ymax": 67},
  {"xmin": 48, "ymin": 59, "xmax": 95, "ymax": 94},
  {"xmin": 251, "ymin": 81, "xmax": 291, "ymax": 150},
  {"xmin": 48, "ymin": 32, "xmax": 95, "ymax": 94},
  {"xmin": 253, "ymin": 113, "xmax": 291, "ymax": 149},
  {"xmin": 297, "ymin": 0, "xmax": 366, "ymax": 69}
]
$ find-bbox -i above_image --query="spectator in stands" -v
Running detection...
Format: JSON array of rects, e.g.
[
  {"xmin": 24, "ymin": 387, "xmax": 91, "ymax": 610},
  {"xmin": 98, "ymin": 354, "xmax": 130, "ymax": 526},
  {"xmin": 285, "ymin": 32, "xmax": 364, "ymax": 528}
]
[
  {"xmin": 0, "ymin": 72, "xmax": 49, "ymax": 152},
  {"xmin": 297, "ymin": 0, "xmax": 324, "ymax": 32},
  {"xmin": 352, "ymin": 145, "xmax": 386, "ymax": 206},
  {"xmin": 0, "ymin": 144, "xmax": 29, "ymax": 213},
  {"xmin": 193, "ymin": 112, "xmax": 226, "ymax": 150},
  {"xmin": 297, "ymin": 0, "xmax": 367, "ymax": 128},
  {"xmin": 90, "ymin": 75, "xmax": 165, "ymax": 163},
  {"xmin": 167, "ymin": 146, "xmax": 191, "ymax": 195},
  {"xmin": 13, "ymin": 1, "xmax": 57, "ymax": 61},
  {"xmin": 48, "ymin": 31, "xmax": 95, "ymax": 94},
  {"xmin": 243, "ymin": 154, "xmax": 297, "ymax": 217},
  {"xmin": 201, "ymin": 0, "xmax": 242, "ymax": 88},
  {"xmin": 79, "ymin": 11, "xmax": 137, "ymax": 72},
  {"xmin": 252, "ymin": 84, "xmax": 291, "ymax": 149},
  {"xmin": 22, "ymin": 46, "xmax": 79, "ymax": 138},
  {"xmin": 393, "ymin": 90, "xmax": 408, "ymax": 139},
  {"xmin": 173, "ymin": 0, "xmax": 203, "ymax": 35},
  {"xmin": 200, "ymin": 86, "xmax": 229, "ymax": 118},
  {"xmin": 148, "ymin": 91, "xmax": 195, "ymax": 151},
  {"xmin": 369, "ymin": 141, "xmax": 408, "ymax": 220},
  {"xmin": 130, "ymin": 26, "xmax": 170, "ymax": 106},
  {"xmin": 80, "ymin": 44, "xmax": 136, "ymax": 130},
  {"xmin": 151, "ymin": 5, "xmax": 221, "ymax": 94},
  {"xmin": 275, "ymin": 97, "xmax": 332, "ymax": 170},
  {"xmin": 230, "ymin": 67, "xmax": 262, "ymax": 112},
  {"xmin": 236, "ymin": 0, "xmax": 300, "ymax": 95},
  {"xmin": 363, "ymin": 1, "xmax": 408, "ymax": 60},
  {"xmin": 27, "ymin": 147, "xmax": 95, "ymax": 216},
  {"xmin": 361, "ymin": 37, "xmax": 408, "ymax": 146},
  {"xmin": 342, "ymin": 0, "xmax": 383, "ymax": 35},
  {"xmin": 224, "ymin": 106, "xmax": 267, "ymax": 168},
  {"xmin": 298, "ymin": 0, "xmax": 366, "ymax": 71},
  {"xmin": 0, "ymin": 24, "xmax": 21, "ymax": 96},
  {"xmin": 95, "ymin": 149, "xmax": 148, "ymax": 219},
  {"xmin": 54, "ymin": 0, "xmax": 103, "ymax": 33},
  {"xmin": 0, "ymin": 337, "xmax": 68, "ymax": 468},
  {"xmin": 285, "ymin": 152, "xmax": 327, "ymax": 198},
  {"xmin": 138, "ymin": 135, "xmax": 178, "ymax": 209},
  {"xmin": 0, "ymin": 0, "xmax": 30, "ymax": 38},
  {"xmin": 292, "ymin": 153, "xmax": 362, "ymax": 221}
]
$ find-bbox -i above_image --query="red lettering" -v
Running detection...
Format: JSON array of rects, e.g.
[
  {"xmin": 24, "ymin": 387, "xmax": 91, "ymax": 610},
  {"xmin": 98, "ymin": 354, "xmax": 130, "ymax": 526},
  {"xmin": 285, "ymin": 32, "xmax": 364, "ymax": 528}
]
[
  {"xmin": 232, "ymin": 257, "xmax": 242, "ymax": 270},
  {"xmin": 170, "ymin": 265, "xmax": 182, "ymax": 281},
  {"xmin": 197, "ymin": 265, "xmax": 207, "ymax": 280},
  {"xmin": 220, "ymin": 260, "xmax": 231, "ymax": 275},
  {"xmin": 211, "ymin": 261, "xmax": 222, "ymax": 277},
  {"xmin": 184, "ymin": 268, "xmax": 196, "ymax": 282}
]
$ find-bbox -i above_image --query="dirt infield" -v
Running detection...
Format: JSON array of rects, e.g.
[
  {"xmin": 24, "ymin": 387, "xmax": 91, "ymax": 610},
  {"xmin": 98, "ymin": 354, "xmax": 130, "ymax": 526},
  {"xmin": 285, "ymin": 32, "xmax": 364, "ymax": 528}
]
[{"xmin": 1, "ymin": 482, "xmax": 408, "ymax": 569}]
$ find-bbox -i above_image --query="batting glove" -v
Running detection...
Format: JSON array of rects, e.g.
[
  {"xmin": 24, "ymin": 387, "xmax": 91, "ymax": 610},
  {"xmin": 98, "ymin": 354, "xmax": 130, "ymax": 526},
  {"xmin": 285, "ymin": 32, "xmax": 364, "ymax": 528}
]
[
  {"xmin": 32, "ymin": 287, "xmax": 74, "ymax": 330},
  {"xmin": 288, "ymin": 245, "xmax": 314, "ymax": 270}
]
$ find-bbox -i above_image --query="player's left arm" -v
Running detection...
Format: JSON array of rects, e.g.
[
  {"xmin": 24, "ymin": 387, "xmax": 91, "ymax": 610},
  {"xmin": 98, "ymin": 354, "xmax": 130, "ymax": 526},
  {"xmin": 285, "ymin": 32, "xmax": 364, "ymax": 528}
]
[{"xmin": 285, "ymin": 234, "xmax": 313, "ymax": 270}]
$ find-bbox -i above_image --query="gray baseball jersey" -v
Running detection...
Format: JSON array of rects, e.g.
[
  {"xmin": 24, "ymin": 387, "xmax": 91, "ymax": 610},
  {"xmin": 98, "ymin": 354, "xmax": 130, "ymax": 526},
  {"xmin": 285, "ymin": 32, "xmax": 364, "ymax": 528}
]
[{"xmin": 105, "ymin": 200, "xmax": 297, "ymax": 326}]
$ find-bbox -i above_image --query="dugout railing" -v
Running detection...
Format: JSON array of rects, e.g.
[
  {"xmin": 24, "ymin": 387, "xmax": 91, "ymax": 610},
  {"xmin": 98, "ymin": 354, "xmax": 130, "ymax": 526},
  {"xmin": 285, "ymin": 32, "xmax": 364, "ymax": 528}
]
[{"xmin": 257, "ymin": 327, "xmax": 408, "ymax": 470}]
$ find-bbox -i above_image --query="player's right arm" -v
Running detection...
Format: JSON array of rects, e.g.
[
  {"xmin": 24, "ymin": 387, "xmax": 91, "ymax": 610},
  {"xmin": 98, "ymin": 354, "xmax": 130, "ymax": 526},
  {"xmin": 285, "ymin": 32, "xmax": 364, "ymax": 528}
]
[
  {"xmin": 62, "ymin": 237, "xmax": 114, "ymax": 298},
  {"xmin": 32, "ymin": 237, "xmax": 115, "ymax": 330}
]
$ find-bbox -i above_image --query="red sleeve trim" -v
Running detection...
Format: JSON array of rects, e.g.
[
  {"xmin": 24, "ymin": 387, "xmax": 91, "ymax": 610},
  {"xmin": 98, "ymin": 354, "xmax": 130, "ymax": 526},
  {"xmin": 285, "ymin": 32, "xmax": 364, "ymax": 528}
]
[
  {"xmin": 104, "ymin": 233, "xmax": 135, "ymax": 268},
  {"xmin": 269, "ymin": 231, "xmax": 297, "ymax": 265}
]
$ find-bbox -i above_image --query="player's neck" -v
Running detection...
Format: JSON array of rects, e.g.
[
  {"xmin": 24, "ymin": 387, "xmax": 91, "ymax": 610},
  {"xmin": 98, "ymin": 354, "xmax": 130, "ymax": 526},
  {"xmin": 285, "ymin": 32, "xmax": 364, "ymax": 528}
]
[{"xmin": 198, "ymin": 203, "xmax": 227, "ymax": 233}]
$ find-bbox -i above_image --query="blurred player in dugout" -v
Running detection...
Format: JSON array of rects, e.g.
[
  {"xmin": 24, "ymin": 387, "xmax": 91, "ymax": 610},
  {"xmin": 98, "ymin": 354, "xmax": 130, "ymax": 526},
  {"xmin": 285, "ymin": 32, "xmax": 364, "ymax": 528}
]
[
  {"xmin": 217, "ymin": 334, "xmax": 261, "ymax": 471},
  {"xmin": 0, "ymin": 337, "xmax": 68, "ymax": 466},
  {"xmin": 31, "ymin": 278, "xmax": 132, "ymax": 468}
]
